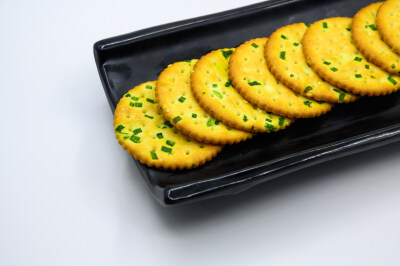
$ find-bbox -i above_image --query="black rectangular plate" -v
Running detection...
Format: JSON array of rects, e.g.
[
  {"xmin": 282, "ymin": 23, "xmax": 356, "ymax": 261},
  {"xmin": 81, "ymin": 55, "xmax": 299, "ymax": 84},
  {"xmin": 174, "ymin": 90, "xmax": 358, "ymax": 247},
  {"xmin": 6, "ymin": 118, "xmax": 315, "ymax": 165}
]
[{"xmin": 94, "ymin": 0, "xmax": 400, "ymax": 205}]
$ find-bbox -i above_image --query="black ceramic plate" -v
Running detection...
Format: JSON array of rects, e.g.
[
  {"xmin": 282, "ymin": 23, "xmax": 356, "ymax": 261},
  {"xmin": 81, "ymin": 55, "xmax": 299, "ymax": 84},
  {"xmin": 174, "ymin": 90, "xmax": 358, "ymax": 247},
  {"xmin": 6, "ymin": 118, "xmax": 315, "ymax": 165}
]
[{"xmin": 94, "ymin": 0, "xmax": 400, "ymax": 205}]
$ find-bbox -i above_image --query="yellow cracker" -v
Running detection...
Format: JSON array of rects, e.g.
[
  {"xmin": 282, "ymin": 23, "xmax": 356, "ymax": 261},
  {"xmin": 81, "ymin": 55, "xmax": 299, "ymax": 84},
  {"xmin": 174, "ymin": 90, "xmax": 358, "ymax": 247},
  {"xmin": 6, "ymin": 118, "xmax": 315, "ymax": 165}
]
[
  {"xmin": 191, "ymin": 48, "xmax": 292, "ymax": 132},
  {"xmin": 353, "ymin": 2, "xmax": 400, "ymax": 75},
  {"xmin": 156, "ymin": 60, "xmax": 252, "ymax": 145},
  {"xmin": 376, "ymin": 0, "xmax": 400, "ymax": 56},
  {"xmin": 303, "ymin": 17, "xmax": 400, "ymax": 96},
  {"xmin": 113, "ymin": 81, "xmax": 221, "ymax": 170},
  {"xmin": 229, "ymin": 38, "xmax": 332, "ymax": 118},
  {"xmin": 266, "ymin": 23, "xmax": 358, "ymax": 103}
]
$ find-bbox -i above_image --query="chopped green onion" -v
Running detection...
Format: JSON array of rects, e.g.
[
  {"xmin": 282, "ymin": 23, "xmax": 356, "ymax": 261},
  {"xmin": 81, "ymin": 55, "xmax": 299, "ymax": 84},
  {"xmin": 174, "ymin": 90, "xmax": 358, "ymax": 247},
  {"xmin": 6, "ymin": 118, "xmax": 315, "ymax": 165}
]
[
  {"xmin": 279, "ymin": 117, "xmax": 285, "ymax": 126},
  {"xmin": 265, "ymin": 118, "xmax": 272, "ymax": 122},
  {"xmin": 346, "ymin": 27, "xmax": 351, "ymax": 31},
  {"xmin": 355, "ymin": 74, "xmax": 362, "ymax": 78},
  {"xmin": 116, "ymin": 125, "xmax": 124, "ymax": 133},
  {"xmin": 243, "ymin": 115, "xmax": 248, "ymax": 122},
  {"xmin": 145, "ymin": 114, "xmax": 154, "ymax": 119},
  {"xmin": 251, "ymin": 43, "xmax": 259, "ymax": 48},
  {"xmin": 132, "ymin": 128, "xmax": 142, "ymax": 135},
  {"xmin": 368, "ymin": 24, "xmax": 377, "ymax": 31},
  {"xmin": 156, "ymin": 133, "xmax": 164, "ymax": 139},
  {"xmin": 161, "ymin": 146, "xmax": 172, "ymax": 153},
  {"xmin": 225, "ymin": 80, "xmax": 232, "ymax": 87},
  {"xmin": 339, "ymin": 92, "xmax": 345, "ymax": 101},
  {"xmin": 166, "ymin": 140, "xmax": 175, "ymax": 147},
  {"xmin": 134, "ymin": 102, "xmax": 142, "ymax": 107},
  {"xmin": 146, "ymin": 98, "xmax": 155, "ymax": 103},
  {"xmin": 172, "ymin": 116, "xmax": 182, "ymax": 123},
  {"xmin": 178, "ymin": 96, "xmax": 186, "ymax": 102},
  {"xmin": 132, "ymin": 96, "xmax": 139, "ymax": 101},
  {"xmin": 388, "ymin": 76, "xmax": 397, "ymax": 85},
  {"xmin": 206, "ymin": 118, "xmax": 214, "ymax": 127},
  {"xmin": 150, "ymin": 151, "xmax": 158, "ymax": 160},
  {"xmin": 248, "ymin": 81, "xmax": 261, "ymax": 86},
  {"xmin": 304, "ymin": 23, "xmax": 311, "ymax": 28},
  {"xmin": 213, "ymin": 90, "xmax": 223, "ymax": 98},
  {"xmin": 330, "ymin": 67, "xmax": 338, "ymax": 72},
  {"xmin": 145, "ymin": 85, "xmax": 153, "ymax": 89},
  {"xmin": 303, "ymin": 101, "xmax": 312, "ymax": 108},
  {"xmin": 293, "ymin": 42, "xmax": 299, "ymax": 46},
  {"xmin": 280, "ymin": 51, "xmax": 286, "ymax": 60},
  {"xmin": 354, "ymin": 57, "xmax": 362, "ymax": 62},
  {"xmin": 212, "ymin": 84, "xmax": 218, "ymax": 88},
  {"xmin": 391, "ymin": 64, "xmax": 396, "ymax": 69},
  {"xmin": 304, "ymin": 86, "xmax": 313, "ymax": 93},
  {"xmin": 265, "ymin": 124, "xmax": 275, "ymax": 131},
  {"xmin": 215, "ymin": 120, "xmax": 220, "ymax": 125},
  {"xmin": 365, "ymin": 64, "xmax": 370, "ymax": 69},
  {"xmin": 281, "ymin": 34, "xmax": 287, "ymax": 40},
  {"xmin": 290, "ymin": 74, "xmax": 294, "ymax": 77},
  {"xmin": 125, "ymin": 93, "xmax": 131, "ymax": 98},
  {"xmin": 164, "ymin": 121, "xmax": 173, "ymax": 128},
  {"xmin": 322, "ymin": 22, "xmax": 328, "ymax": 28},
  {"xmin": 323, "ymin": 61, "xmax": 331, "ymax": 65},
  {"xmin": 184, "ymin": 59, "xmax": 191, "ymax": 63},
  {"xmin": 192, "ymin": 113, "xmax": 197, "ymax": 118},
  {"xmin": 130, "ymin": 135, "xmax": 140, "ymax": 143},
  {"xmin": 221, "ymin": 50, "xmax": 233, "ymax": 59}
]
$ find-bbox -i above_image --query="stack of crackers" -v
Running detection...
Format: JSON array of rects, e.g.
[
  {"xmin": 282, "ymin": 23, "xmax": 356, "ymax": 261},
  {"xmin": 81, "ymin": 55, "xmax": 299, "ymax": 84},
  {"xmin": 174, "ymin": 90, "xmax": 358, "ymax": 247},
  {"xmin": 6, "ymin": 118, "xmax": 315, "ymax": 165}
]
[{"xmin": 113, "ymin": 0, "xmax": 400, "ymax": 170}]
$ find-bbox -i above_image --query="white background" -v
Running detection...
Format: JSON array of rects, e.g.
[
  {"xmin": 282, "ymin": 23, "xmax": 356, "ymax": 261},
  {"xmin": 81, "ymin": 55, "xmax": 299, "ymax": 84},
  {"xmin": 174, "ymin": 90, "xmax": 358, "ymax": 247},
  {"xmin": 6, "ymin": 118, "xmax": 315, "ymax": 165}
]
[{"xmin": 1, "ymin": 0, "xmax": 400, "ymax": 265}]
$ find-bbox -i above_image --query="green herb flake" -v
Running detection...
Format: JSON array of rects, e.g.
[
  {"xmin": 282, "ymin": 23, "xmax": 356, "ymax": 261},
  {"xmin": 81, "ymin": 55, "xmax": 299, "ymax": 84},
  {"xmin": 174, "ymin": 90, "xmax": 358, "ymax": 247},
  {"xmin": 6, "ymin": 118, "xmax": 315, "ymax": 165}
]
[
  {"xmin": 293, "ymin": 42, "xmax": 299, "ymax": 46},
  {"xmin": 164, "ymin": 121, "xmax": 173, "ymax": 128},
  {"xmin": 134, "ymin": 102, "xmax": 142, "ymax": 107},
  {"xmin": 251, "ymin": 43, "xmax": 259, "ymax": 48},
  {"xmin": 206, "ymin": 118, "xmax": 215, "ymax": 127},
  {"xmin": 322, "ymin": 22, "xmax": 328, "ymax": 28},
  {"xmin": 280, "ymin": 51, "xmax": 286, "ymax": 60},
  {"xmin": 215, "ymin": 120, "xmax": 220, "ymax": 125},
  {"xmin": 146, "ymin": 98, "xmax": 155, "ymax": 103},
  {"xmin": 368, "ymin": 24, "xmax": 377, "ymax": 31},
  {"xmin": 161, "ymin": 146, "xmax": 172, "ymax": 153},
  {"xmin": 131, "ymin": 96, "xmax": 139, "ymax": 101},
  {"xmin": 145, "ymin": 114, "xmax": 154, "ymax": 119},
  {"xmin": 212, "ymin": 90, "xmax": 223, "ymax": 99},
  {"xmin": 184, "ymin": 59, "xmax": 192, "ymax": 63},
  {"xmin": 339, "ymin": 92, "xmax": 345, "ymax": 101},
  {"xmin": 225, "ymin": 80, "xmax": 232, "ymax": 87},
  {"xmin": 279, "ymin": 117, "xmax": 285, "ymax": 126},
  {"xmin": 265, "ymin": 124, "xmax": 275, "ymax": 131},
  {"xmin": 391, "ymin": 64, "xmax": 396, "ymax": 69},
  {"xmin": 178, "ymin": 96, "xmax": 186, "ymax": 102},
  {"xmin": 132, "ymin": 128, "xmax": 142, "ymax": 135},
  {"xmin": 346, "ymin": 27, "xmax": 351, "ymax": 31},
  {"xmin": 222, "ymin": 49, "xmax": 233, "ymax": 59},
  {"xmin": 355, "ymin": 74, "xmax": 362, "ymax": 78},
  {"xmin": 123, "ymin": 136, "xmax": 129, "ymax": 140},
  {"xmin": 304, "ymin": 23, "xmax": 311, "ymax": 28},
  {"xmin": 323, "ymin": 61, "xmax": 331, "ymax": 65},
  {"xmin": 130, "ymin": 135, "xmax": 140, "ymax": 143},
  {"xmin": 212, "ymin": 84, "xmax": 218, "ymax": 88},
  {"xmin": 330, "ymin": 67, "xmax": 338, "ymax": 72},
  {"xmin": 115, "ymin": 125, "xmax": 125, "ymax": 133},
  {"xmin": 354, "ymin": 57, "xmax": 362, "ymax": 62},
  {"xmin": 166, "ymin": 140, "xmax": 176, "ymax": 147},
  {"xmin": 192, "ymin": 113, "xmax": 197, "ymax": 118},
  {"xmin": 156, "ymin": 133, "xmax": 164, "ymax": 139},
  {"xmin": 365, "ymin": 64, "xmax": 370, "ymax": 69},
  {"xmin": 172, "ymin": 116, "xmax": 182, "ymax": 123},
  {"xmin": 248, "ymin": 81, "xmax": 261, "ymax": 86},
  {"xmin": 304, "ymin": 86, "xmax": 313, "ymax": 93},
  {"xmin": 265, "ymin": 118, "xmax": 272, "ymax": 122},
  {"xmin": 243, "ymin": 115, "xmax": 248, "ymax": 122},
  {"xmin": 388, "ymin": 76, "xmax": 398, "ymax": 85},
  {"xmin": 125, "ymin": 93, "xmax": 131, "ymax": 98},
  {"xmin": 281, "ymin": 34, "xmax": 288, "ymax": 40},
  {"xmin": 150, "ymin": 151, "xmax": 158, "ymax": 160},
  {"xmin": 303, "ymin": 101, "xmax": 312, "ymax": 108},
  {"xmin": 290, "ymin": 74, "xmax": 294, "ymax": 78},
  {"xmin": 145, "ymin": 85, "xmax": 153, "ymax": 90}
]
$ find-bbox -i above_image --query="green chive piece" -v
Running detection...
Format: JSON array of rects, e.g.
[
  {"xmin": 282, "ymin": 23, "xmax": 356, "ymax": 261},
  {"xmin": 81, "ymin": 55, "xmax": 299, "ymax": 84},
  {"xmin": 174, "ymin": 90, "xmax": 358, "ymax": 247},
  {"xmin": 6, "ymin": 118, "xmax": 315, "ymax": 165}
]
[
  {"xmin": 388, "ymin": 76, "xmax": 397, "ymax": 85},
  {"xmin": 323, "ymin": 61, "xmax": 331, "ymax": 65},
  {"xmin": 281, "ymin": 34, "xmax": 288, "ymax": 40},
  {"xmin": 265, "ymin": 124, "xmax": 275, "ymax": 131},
  {"xmin": 178, "ymin": 96, "xmax": 186, "ymax": 102},
  {"xmin": 365, "ymin": 64, "xmax": 370, "ymax": 69},
  {"xmin": 161, "ymin": 146, "xmax": 172, "ymax": 153},
  {"xmin": 116, "ymin": 125, "xmax": 124, "ymax": 133},
  {"xmin": 243, "ymin": 115, "xmax": 248, "ymax": 122},
  {"xmin": 215, "ymin": 120, "xmax": 220, "ymax": 125},
  {"xmin": 330, "ymin": 67, "xmax": 338, "ymax": 72},
  {"xmin": 166, "ymin": 140, "xmax": 175, "ymax": 147},
  {"xmin": 192, "ymin": 113, "xmax": 197, "ymax": 118},
  {"xmin": 279, "ymin": 117, "xmax": 285, "ymax": 126},
  {"xmin": 123, "ymin": 136, "xmax": 129, "ymax": 140},
  {"xmin": 293, "ymin": 42, "xmax": 299, "ymax": 46},
  {"xmin": 391, "ymin": 64, "xmax": 396, "ymax": 69},
  {"xmin": 132, "ymin": 128, "xmax": 142, "ymax": 135},
  {"xmin": 304, "ymin": 86, "xmax": 313, "ymax": 93},
  {"xmin": 164, "ymin": 121, "xmax": 173, "ymax": 128},
  {"xmin": 322, "ymin": 22, "xmax": 328, "ymax": 28},
  {"xmin": 206, "ymin": 118, "xmax": 214, "ymax": 127},
  {"xmin": 265, "ymin": 118, "xmax": 272, "ymax": 122},
  {"xmin": 150, "ymin": 151, "xmax": 158, "ymax": 160},
  {"xmin": 368, "ymin": 24, "xmax": 377, "ymax": 30},
  {"xmin": 355, "ymin": 74, "xmax": 362, "ymax": 78},
  {"xmin": 304, "ymin": 23, "xmax": 311, "ymax": 28},
  {"xmin": 172, "ymin": 116, "xmax": 182, "ymax": 123},
  {"xmin": 212, "ymin": 84, "xmax": 218, "ymax": 88},
  {"xmin": 222, "ymin": 50, "xmax": 233, "ymax": 59},
  {"xmin": 134, "ymin": 102, "xmax": 142, "ymax": 107},
  {"xmin": 146, "ymin": 98, "xmax": 155, "ymax": 103},
  {"xmin": 156, "ymin": 133, "xmax": 164, "ymax": 139},
  {"xmin": 130, "ymin": 135, "xmax": 140, "ymax": 143},
  {"xmin": 145, "ymin": 85, "xmax": 153, "ymax": 89},
  {"xmin": 125, "ymin": 93, "xmax": 131, "ymax": 98},
  {"xmin": 251, "ymin": 43, "xmax": 259, "ymax": 48},
  {"xmin": 145, "ymin": 114, "xmax": 154, "ymax": 119},
  {"xmin": 280, "ymin": 51, "xmax": 286, "ymax": 60},
  {"xmin": 248, "ymin": 81, "xmax": 261, "ymax": 86},
  {"xmin": 290, "ymin": 74, "xmax": 294, "ymax": 78},
  {"xmin": 354, "ymin": 57, "xmax": 362, "ymax": 62},
  {"xmin": 303, "ymin": 101, "xmax": 312, "ymax": 108},
  {"xmin": 225, "ymin": 80, "xmax": 232, "ymax": 87},
  {"xmin": 339, "ymin": 92, "xmax": 345, "ymax": 101},
  {"xmin": 371, "ymin": 75, "xmax": 376, "ymax": 79},
  {"xmin": 212, "ymin": 90, "xmax": 223, "ymax": 99},
  {"xmin": 132, "ymin": 96, "xmax": 139, "ymax": 101},
  {"xmin": 346, "ymin": 27, "xmax": 351, "ymax": 31},
  {"xmin": 184, "ymin": 59, "xmax": 191, "ymax": 63}
]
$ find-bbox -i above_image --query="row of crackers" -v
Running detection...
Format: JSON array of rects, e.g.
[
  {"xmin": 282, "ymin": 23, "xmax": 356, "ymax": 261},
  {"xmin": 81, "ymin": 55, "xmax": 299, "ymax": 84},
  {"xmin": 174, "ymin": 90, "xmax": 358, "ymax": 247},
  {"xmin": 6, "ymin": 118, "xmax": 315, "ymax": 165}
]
[{"xmin": 113, "ymin": 0, "xmax": 400, "ymax": 170}]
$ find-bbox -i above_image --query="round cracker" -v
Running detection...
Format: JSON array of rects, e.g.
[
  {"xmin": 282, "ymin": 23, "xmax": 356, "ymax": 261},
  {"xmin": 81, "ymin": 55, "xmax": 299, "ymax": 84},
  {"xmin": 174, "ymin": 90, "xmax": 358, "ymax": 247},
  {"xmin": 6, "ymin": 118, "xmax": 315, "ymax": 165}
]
[
  {"xmin": 353, "ymin": 2, "xmax": 400, "ymax": 75},
  {"xmin": 266, "ymin": 23, "xmax": 358, "ymax": 103},
  {"xmin": 303, "ymin": 17, "xmax": 400, "ymax": 96},
  {"xmin": 113, "ymin": 81, "xmax": 221, "ymax": 170},
  {"xmin": 191, "ymin": 48, "xmax": 292, "ymax": 132},
  {"xmin": 376, "ymin": 0, "xmax": 400, "ymax": 56},
  {"xmin": 229, "ymin": 38, "xmax": 332, "ymax": 118},
  {"xmin": 156, "ymin": 60, "xmax": 252, "ymax": 145}
]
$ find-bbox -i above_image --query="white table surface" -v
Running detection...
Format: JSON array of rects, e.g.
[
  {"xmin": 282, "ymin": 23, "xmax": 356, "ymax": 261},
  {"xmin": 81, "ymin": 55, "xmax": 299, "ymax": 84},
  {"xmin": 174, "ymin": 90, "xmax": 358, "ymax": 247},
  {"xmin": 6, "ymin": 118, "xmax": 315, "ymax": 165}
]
[{"xmin": 1, "ymin": 0, "xmax": 400, "ymax": 265}]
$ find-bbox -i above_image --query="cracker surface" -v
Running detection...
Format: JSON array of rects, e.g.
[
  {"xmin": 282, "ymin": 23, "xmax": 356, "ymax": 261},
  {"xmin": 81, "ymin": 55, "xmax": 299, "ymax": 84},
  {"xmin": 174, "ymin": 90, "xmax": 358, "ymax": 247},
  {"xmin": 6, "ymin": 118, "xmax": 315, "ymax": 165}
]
[
  {"xmin": 353, "ymin": 2, "xmax": 400, "ymax": 75},
  {"xmin": 156, "ymin": 60, "xmax": 252, "ymax": 144},
  {"xmin": 113, "ymin": 81, "xmax": 221, "ymax": 170},
  {"xmin": 303, "ymin": 17, "xmax": 400, "ymax": 96},
  {"xmin": 191, "ymin": 48, "xmax": 292, "ymax": 132},
  {"xmin": 376, "ymin": 0, "xmax": 400, "ymax": 56},
  {"xmin": 266, "ymin": 23, "xmax": 358, "ymax": 103}
]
